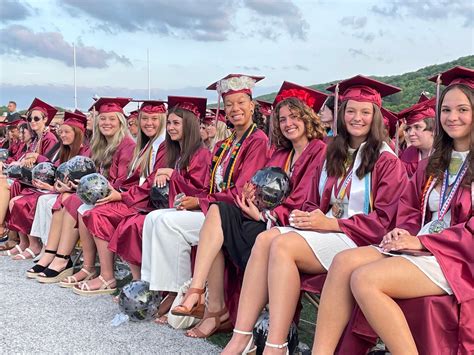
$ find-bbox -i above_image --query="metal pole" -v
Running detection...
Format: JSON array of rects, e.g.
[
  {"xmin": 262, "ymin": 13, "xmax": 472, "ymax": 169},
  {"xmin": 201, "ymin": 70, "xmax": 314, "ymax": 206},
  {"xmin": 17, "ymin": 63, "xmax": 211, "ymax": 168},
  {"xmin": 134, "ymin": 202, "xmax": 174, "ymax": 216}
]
[
  {"xmin": 73, "ymin": 43, "xmax": 77, "ymax": 109},
  {"xmin": 147, "ymin": 49, "xmax": 151, "ymax": 99}
]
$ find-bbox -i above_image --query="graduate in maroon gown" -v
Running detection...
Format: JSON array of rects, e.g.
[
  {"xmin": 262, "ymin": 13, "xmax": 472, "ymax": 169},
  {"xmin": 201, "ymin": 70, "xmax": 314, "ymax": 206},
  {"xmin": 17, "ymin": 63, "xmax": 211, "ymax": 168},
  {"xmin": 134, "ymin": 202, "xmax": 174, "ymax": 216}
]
[
  {"xmin": 34, "ymin": 97, "xmax": 136, "ymax": 283},
  {"xmin": 7, "ymin": 111, "xmax": 90, "ymax": 262},
  {"xmin": 223, "ymin": 75, "xmax": 408, "ymax": 354},
  {"xmin": 314, "ymin": 66, "xmax": 473, "ymax": 355},
  {"xmin": 74, "ymin": 97, "xmax": 211, "ymax": 296},
  {"xmin": 398, "ymin": 97, "xmax": 436, "ymax": 177},
  {"xmin": 173, "ymin": 81, "xmax": 328, "ymax": 339}
]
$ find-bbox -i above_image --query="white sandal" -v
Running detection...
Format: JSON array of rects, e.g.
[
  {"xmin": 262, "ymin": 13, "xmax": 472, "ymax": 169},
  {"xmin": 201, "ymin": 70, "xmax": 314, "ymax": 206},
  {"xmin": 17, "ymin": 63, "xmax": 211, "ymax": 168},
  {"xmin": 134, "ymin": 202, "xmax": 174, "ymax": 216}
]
[
  {"xmin": 265, "ymin": 341, "xmax": 289, "ymax": 354},
  {"xmin": 72, "ymin": 275, "xmax": 117, "ymax": 296},
  {"xmin": 12, "ymin": 247, "xmax": 36, "ymax": 260},
  {"xmin": 234, "ymin": 329, "xmax": 257, "ymax": 355},
  {"xmin": 59, "ymin": 267, "xmax": 96, "ymax": 288}
]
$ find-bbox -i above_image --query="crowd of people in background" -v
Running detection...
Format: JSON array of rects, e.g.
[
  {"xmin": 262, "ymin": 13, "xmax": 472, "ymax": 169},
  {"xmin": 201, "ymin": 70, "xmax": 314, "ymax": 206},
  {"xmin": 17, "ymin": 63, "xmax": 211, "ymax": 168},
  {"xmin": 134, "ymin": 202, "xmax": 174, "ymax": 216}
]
[{"xmin": 0, "ymin": 65, "xmax": 472, "ymax": 355}]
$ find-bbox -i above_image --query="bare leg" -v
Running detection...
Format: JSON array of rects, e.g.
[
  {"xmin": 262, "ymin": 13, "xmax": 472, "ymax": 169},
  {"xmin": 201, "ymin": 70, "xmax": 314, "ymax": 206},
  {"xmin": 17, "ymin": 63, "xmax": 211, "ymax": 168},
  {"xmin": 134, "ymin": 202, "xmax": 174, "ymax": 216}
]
[
  {"xmin": 351, "ymin": 256, "xmax": 446, "ymax": 355},
  {"xmin": 264, "ymin": 232, "xmax": 325, "ymax": 354},
  {"xmin": 47, "ymin": 208, "xmax": 81, "ymax": 271},
  {"xmin": 0, "ymin": 177, "xmax": 10, "ymax": 234},
  {"xmin": 179, "ymin": 205, "xmax": 224, "ymax": 311},
  {"xmin": 83, "ymin": 236, "xmax": 116, "ymax": 290},
  {"xmin": 62, "ymin": 214, "xmax": 96, "ymax": 282},
  {"xmin": 186, "ymin": 250, "xmax": 228, "ymax": 337},
  {"xmin": 313, "ymin": 246, "xmax": 385, "ymax": 355},
  {"xmin": 5, "ymin": 196, "xmax": 25, "ymax": 254},
  {"xmin": 222, "ymin": 228, "xmax": 281, "ymax": 354},
  {"xmin": 35, "ymin": 209, "xmax": 64, "ymax": 267},
  {"xmin": 128, "ymin": 263, "xmax": 141, "ymax": 280}
]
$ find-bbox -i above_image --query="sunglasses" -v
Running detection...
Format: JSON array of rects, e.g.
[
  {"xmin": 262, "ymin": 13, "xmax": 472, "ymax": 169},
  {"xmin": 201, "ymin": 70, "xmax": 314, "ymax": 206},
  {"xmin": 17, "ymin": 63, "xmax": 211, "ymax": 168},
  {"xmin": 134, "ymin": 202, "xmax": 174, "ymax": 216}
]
[{"xmin": 27, "ymin": 116, "xmax": 43, "ymax": 123}]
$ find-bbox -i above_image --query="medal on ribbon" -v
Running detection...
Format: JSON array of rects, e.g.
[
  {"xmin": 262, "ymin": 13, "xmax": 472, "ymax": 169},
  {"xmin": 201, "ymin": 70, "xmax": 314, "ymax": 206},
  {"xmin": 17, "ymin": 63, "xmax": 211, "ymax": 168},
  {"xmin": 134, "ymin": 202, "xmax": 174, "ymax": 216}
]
[
  {"xmin": 331, "ymin": 169, "xmax": 353, "ymax": 219},
  {"xmin": 428, "ymin": 159, "xmax": 468, "ymax": 234}
]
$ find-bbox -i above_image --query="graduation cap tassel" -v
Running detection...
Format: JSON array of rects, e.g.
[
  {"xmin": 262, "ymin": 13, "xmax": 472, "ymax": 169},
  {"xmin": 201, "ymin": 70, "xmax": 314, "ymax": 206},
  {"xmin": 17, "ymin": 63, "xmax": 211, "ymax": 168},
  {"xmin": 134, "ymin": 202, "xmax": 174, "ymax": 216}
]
[
  {"xmin": 435, "ymin": 74, "xmax": 442, "ymax": 136},
  {"xmin": 333, "ymin": 83, "xmax": 339, "ymax": 137},
  {"xmin": 395, "ymin": 120, "xmax": 400, "ymax": 156}
]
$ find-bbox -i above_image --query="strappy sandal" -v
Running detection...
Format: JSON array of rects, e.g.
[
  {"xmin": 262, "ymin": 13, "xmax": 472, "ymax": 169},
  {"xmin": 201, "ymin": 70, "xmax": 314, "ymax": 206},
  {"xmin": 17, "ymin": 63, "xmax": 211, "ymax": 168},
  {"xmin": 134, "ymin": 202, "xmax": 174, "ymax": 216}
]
[
  {"xmin": 72, "ymin": 275, "xmax": 117, "ymax": 296},
  {"xmin": 59, "ymin": 266, "xmax": 97, "ymax": 288},
  {"xmin": 1, "ymin": 244, "xmax": 22, "ymax": 256},
  {"xmin": 185, "ymin": 307, "xmax": 232, "ymax": 338},
  {"xmin": 12, "ymin": 247, "xmax": 38, "ymax": 260},
  {"xmin": 265, "ymin": 341, "xmax": 289, "ymax": 355},
  {"xmin": 36, "ymin": 253, "xmax": 73, "ymax": 284},
  {"xmin": 170, "ymin": 288, "xmax": 205, "ymax": 318},
  {"xmin": 233, "ymin": 329, "xmax": 257, "ymax": 355},
  {"xmin": 26, "ymin": 249, "xmax": 56, "ymax": 278}
]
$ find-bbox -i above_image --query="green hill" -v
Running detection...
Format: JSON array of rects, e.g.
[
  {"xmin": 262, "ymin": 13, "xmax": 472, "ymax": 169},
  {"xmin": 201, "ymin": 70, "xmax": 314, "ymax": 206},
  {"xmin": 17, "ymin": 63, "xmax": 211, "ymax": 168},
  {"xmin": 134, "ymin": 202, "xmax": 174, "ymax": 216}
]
[{"xmin": 255, "ymin": 55, "xmax": 474, "ymax": 112}]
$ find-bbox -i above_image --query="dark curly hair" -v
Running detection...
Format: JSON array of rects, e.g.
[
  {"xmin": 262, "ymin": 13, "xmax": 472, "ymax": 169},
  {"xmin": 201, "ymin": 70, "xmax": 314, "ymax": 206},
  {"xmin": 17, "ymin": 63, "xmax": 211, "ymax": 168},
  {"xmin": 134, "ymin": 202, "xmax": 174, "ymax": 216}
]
[
  {"xmin": 426, "ymin": 83, "xmax": 473, "ymax": 187},
  {"xmin": 271, "ymin": 97, "xmax": 325, "ymax": 150},
  {"xmin": 326, "ymin": 100, "xmax": 385, "ymax": 179}
]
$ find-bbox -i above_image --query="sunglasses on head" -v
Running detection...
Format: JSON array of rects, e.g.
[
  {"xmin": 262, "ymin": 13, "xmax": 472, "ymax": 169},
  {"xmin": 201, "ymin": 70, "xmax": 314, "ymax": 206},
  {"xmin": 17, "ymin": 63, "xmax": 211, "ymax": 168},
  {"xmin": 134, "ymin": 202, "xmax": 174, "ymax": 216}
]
[{"xmin": 27, "ymin": 116, "xmax": 43, "ymax": 123}]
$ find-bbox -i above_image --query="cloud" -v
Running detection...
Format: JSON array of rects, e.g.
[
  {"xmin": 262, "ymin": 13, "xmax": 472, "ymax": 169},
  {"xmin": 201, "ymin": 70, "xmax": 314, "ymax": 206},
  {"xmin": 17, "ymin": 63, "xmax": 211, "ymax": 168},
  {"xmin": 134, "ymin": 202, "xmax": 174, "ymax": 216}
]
[
  {"xmin": 61, "ymin": 0, "xmax": 235, "ymax": 41},
  {"xmin": 294, "ymin": 64, "xmax": 309, "ymax": 71},
  {"xmin": 0, "ymin": 25, "xmax": 131, "ymax": 68},
  {"xmin": 353, "ymin": 32, "xmax": 376, "ymax": 42},
  {"xmin": 339, "ymin": 16, "xmax": 367, "ymax": 29},
  {"xmin": 372, "ymin": 0, "xmax": 473, "ymax": 27},
  {"xmin": 0, "ymin": 0, "xmax": 32, "ymax": 22},
  {"xmin": 348, "ymin": 48, "xmax": 370, "ymax": 58},
  {"xmin": 244, "ymin": 0, "xmax": 309, "ymax": 40},
  {"xmin": 237, "ymin": 65, "xmax": 262, "ymax": 71}
]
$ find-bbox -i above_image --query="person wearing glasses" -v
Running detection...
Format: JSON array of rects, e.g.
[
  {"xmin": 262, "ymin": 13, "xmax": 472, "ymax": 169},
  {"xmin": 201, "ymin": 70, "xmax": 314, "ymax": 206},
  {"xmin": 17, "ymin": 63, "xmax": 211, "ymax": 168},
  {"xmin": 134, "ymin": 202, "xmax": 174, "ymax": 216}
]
[
  {"xmin": 0, "ymin": 98, "xmax": 59, "ymax": 256},
  {"xmin": 398, "ymin": 98, "xmax": 436, "ymax": 177}
]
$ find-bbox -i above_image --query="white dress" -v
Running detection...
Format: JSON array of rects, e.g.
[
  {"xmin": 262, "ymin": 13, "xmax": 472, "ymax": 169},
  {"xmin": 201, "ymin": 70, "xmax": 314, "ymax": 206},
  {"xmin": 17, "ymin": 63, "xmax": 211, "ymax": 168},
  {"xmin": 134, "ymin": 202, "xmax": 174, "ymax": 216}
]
[
  {"xmin": 278, "ymin": 189, "xmax": 357, "ymax": 271},
  {"xmin": 380, "ymin": 188, "xmax": 453, "ymax": 295}
]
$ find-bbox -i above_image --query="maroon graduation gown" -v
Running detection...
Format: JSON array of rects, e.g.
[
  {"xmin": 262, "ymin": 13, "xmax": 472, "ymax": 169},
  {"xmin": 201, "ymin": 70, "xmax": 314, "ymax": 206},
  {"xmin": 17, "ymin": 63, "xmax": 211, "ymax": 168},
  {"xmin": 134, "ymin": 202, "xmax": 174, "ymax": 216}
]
[
  {"xmin": 6, "ymin": 139, "xmax": 24, "ymax": 164},
  {"xmin": 400, "ymin": 145, "xmax": 419, "ymax": 178},
  {"xmin": 302, "ymin": 151, "xmax": 408, "ymax": 246},
  {"xmin": 106, "ymin": 147, "xmax": 212, "ymax": 266},
  {"xmin": 339, "ymin": 159, "xmax": 473, "ymax": 355},
  {"xmin": 8, "ymin": 145, "xmax": 91, "ymax": 235},
  {"xmin": 63, "ymin": 136, "xmax": 136, "ymax": 223},
  {"xmin": 198, "ymin": 129, "xmax": 270, "ymax": 214},
  {"xmin": 224, "ymin": 138, "xmax": 327, "ymax": 324},
  {"xmin": 80, "ymin": 143, "xmax": 167, "ymax": 242}
]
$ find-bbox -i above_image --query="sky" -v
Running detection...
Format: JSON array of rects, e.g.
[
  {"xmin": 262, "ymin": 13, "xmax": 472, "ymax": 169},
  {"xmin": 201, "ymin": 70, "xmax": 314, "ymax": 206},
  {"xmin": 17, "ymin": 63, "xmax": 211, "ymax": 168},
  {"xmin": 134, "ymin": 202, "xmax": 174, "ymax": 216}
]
[{"xmin": 0, "ymin": 0, "xmax": 473, "ymax": 111}]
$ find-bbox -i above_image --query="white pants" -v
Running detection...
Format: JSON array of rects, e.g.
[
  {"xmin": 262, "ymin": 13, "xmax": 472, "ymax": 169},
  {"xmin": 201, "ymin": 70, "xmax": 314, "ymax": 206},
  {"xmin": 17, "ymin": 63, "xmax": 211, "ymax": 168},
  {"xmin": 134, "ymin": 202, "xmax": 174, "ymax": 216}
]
[
  {"xmin": 141, "ymin": 208, "xmax": 205, "ymax": 292},
  {"xmin": 30, "ymin": 194, "xmax": 58, "ymax": 243}
]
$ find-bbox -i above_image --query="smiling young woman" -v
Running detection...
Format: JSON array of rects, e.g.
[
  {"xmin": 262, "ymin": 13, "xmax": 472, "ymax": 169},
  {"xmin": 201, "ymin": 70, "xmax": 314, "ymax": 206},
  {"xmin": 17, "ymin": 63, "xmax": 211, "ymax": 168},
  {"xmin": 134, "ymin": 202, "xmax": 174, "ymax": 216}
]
[{"xmin": 313, "ymin": 66, "xmax": 473, "ymax": 355}]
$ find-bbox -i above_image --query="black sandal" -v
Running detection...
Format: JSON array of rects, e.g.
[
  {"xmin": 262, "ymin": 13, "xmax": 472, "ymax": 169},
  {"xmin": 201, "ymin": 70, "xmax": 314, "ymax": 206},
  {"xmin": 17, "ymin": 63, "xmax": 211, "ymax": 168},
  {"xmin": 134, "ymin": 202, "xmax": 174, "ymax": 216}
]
[
  {"xmin": 36, "ymin": 253, "xmax": 74, "ymax": 284},
  {"xmin": 26, "ymin": 249, "xmax": 57, "ymax": 279}
]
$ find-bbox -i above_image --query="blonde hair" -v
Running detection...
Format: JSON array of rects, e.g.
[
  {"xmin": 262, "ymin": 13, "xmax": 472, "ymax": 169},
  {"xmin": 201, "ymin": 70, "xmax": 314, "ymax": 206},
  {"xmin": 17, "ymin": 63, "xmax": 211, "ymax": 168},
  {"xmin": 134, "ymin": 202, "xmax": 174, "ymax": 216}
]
[
  {"xmin": 131, "ymin": 111, "xmax": 167, "ymax": 177},
  {"xmin": 208, "ymin": 120, "xmax": 231, "ymax": 150},
  {"xmin": 90, "ymin": 112, "xmax": 128, "ymax": 177}
]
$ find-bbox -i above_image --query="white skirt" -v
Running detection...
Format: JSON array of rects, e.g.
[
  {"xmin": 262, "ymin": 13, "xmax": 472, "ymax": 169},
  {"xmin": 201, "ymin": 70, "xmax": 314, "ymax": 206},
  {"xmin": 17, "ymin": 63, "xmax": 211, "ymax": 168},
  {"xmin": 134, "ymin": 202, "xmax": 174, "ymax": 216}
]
[
  {"xmin": 30, "ymin": 194, "xmax": 58, "ymax": 243},
  {"xmin": 377, "ymin": 219, "xmax": 453, "ymax": 295},
  {"xmin": 277, "ymin": 227, "xmax": 357, "ymax": 270}
]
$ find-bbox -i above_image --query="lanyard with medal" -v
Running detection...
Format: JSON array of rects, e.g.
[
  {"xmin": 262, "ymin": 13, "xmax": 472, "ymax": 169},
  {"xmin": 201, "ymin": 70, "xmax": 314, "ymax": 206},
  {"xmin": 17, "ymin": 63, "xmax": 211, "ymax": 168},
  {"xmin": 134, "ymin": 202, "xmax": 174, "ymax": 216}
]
[
  {"xmin": 332, "ymin": 168, "xmax": 353, "ymax": 219},
  {"xmin": 429, "ymin": 159, "xmax": 468, "ymax": 233}
]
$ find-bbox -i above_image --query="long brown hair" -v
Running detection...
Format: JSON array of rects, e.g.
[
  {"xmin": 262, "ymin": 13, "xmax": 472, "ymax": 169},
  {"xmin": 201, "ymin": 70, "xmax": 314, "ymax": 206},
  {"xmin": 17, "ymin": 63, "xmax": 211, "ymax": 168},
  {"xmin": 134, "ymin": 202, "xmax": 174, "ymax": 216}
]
[
  {"xmin": 426, "ymin": 84, "xmax": 473, "ymax": 186},
  {"xmin": 166, "ymin": 107, "xmax": 203, "ymax": 169},
  {"xmin": 272, "ymin": 97, "xmax": 325, "ymax": 150},
  {"xmin": 58, "ymin": 126, "xmax": 84, "ymax": 163},
  {"xmin": 326, "ymin": 100, "xmax": 385, "ymax": 179}
]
